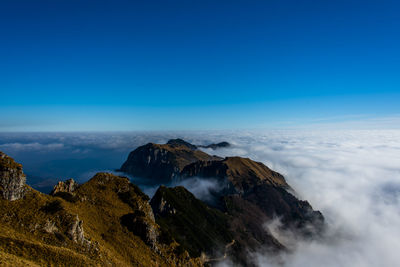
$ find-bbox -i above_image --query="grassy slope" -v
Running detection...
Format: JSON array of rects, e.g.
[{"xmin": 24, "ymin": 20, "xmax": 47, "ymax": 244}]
[{"xmin": 0, "ymin": 173, "xmax": 202, "ymax": 267}]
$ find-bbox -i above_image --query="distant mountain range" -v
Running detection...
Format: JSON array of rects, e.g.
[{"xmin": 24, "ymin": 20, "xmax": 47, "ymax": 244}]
[{"xmin": 0, "ymin": 139, "xmax": 323, "ymax": 266}]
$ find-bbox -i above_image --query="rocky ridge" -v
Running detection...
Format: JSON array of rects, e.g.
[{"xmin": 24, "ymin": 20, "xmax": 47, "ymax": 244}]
[
  {"xmin": 0, "ymin": 152, "xmax": 202, "ymax": 267},
  {"xmin": 0, "ymin": 138, "xmax": 324, "ymax": 266}
]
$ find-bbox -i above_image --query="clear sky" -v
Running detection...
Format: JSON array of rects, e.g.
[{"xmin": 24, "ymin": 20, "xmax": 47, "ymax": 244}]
[{"xmin": 1, "ymin": 0, "xmax": 399, "ymax": 131}]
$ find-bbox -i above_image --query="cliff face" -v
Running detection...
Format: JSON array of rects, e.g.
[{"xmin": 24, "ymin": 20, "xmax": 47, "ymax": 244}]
[
  {"xmin": 119, "ymin": 142, "xmax": 220, "ymax": 184},
  {"xmin": 0, "ymin": 151, "xmax": 27, "ymax": 201}
]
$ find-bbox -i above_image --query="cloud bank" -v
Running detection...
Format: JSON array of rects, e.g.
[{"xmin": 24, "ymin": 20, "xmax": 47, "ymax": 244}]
[
  {"xmin": 205, "ymin": 130, "xmax": 400, "ymax": 267},
  {"xmin": 1, "ymin": 130, "xmax": 399, "ymax": 266}
]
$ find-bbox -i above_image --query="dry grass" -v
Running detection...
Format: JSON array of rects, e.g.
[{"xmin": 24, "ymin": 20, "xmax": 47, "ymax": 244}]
[{"xmin": 0, "ymin": 173, "xmax": 202, "ymax": 267}]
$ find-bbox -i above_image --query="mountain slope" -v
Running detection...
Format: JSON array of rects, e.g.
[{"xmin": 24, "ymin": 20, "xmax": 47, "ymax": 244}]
[
  {"xmin": 150, "ymin": 185, "xmax": 284, "ymax": 266},
  {"xmin": 150, "ymin": 186, "xmax": 233, "ymax": 259},
  {"xmin": 181, "ymin": 156, "xmax": 323, "ymax": 230},
  {"xmin": 0, "ymin": 151, "xmax": 202, "ymax": 267}
]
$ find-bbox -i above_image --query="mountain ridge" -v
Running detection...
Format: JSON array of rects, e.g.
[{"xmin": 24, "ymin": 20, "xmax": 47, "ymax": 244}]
[{"xmin": 0, "ymin": 138, "xmax": 324, "ymax": 266}]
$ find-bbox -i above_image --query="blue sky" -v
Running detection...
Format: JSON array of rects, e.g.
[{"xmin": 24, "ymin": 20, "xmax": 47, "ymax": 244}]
[{"xmin": 1, "ymin": 0, "xmax": 399, "ymax": 131}]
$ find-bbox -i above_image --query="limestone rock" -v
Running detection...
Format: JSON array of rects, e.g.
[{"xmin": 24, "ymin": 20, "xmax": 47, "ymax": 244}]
[
  {"xmin": 50, "ymin": 178, "xmax": 78, "ymax": 195},
  {"xmin": 0, "ymin": 151, "xmax": 26, "ymax": 201},
  {"xmin": 43, "ymin": 219, "xmax": 58, "ymax": 234},
  {"xmin": 67, "ymin": 215, "xmax": 86, "ymax": 245}
]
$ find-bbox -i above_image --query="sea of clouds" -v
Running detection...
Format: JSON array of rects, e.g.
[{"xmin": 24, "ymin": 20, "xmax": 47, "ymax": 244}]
[
  {"xmin": 1, "ymin": 130, "xmax": 400, "ymax": 266},
  {"xmin": 206, "ymin": 130, "xmax": 400, "ymax": 267}
]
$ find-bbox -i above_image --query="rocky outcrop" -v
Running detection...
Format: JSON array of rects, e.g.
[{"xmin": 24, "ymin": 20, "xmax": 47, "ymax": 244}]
[
  {"xmin": 119, "ymin": 142, "xmax": 220, "ymax": 184},
  {"xmin": 50, "ymin": 178, "xmax": 78, "ymax": 195},
  {"xmin": 67, "ymin": 215, "xmax": 86, "ymax": 244},
  {"xmin": 0, "ymin": 151, "xmax": 26, "ymax": 201}
]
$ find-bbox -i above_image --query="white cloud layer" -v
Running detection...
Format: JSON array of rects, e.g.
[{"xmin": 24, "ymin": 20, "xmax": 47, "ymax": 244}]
[{"xmin": 204, "ymin": 130, "xmax": 400, "ymax": 267}]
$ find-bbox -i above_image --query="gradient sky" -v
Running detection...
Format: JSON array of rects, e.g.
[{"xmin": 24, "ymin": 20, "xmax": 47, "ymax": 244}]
[{"xmin": 1, "ymin": 0, "xmax": 399, "ymax": 131}]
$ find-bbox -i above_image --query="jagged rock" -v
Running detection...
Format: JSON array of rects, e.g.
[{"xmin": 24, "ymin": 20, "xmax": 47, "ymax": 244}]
[
  {"xmin": 67, "ymin": 215, "xmax": 86, "ymax": 244},
  {"xmin": 119, "ymin": 142, "xmax": 220, "ymax": 184},
  {"xmin": 50, "ymin": 178, "xmax": 78, "ymax": 195},
  {"xmin": 0, "ymin": 151, "xmax": 26, "ymax": 201}
]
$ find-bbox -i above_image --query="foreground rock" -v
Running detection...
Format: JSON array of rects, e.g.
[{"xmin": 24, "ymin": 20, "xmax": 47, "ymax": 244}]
[{"xmin": 0, "ymin": 151, "xmax": 27, "ymax": 201}]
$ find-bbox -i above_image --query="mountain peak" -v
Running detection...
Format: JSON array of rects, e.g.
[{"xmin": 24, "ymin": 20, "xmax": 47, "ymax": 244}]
[
  {"xmin": 119, "ymin": 142, "xmax": 221, "ymax": 184},
  {"xmin": 166, "ymin": 138, "xmax": 197, "ymax": 150}
]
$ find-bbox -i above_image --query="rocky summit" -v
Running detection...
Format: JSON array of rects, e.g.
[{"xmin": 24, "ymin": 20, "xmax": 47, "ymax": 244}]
[
  {"xmin": 0, "ymin": 139, "xmax": 324, "ymax": 266},
  {"xmin": 119, "ymin": 141, "xmax": 221, "ymax": 184}
]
